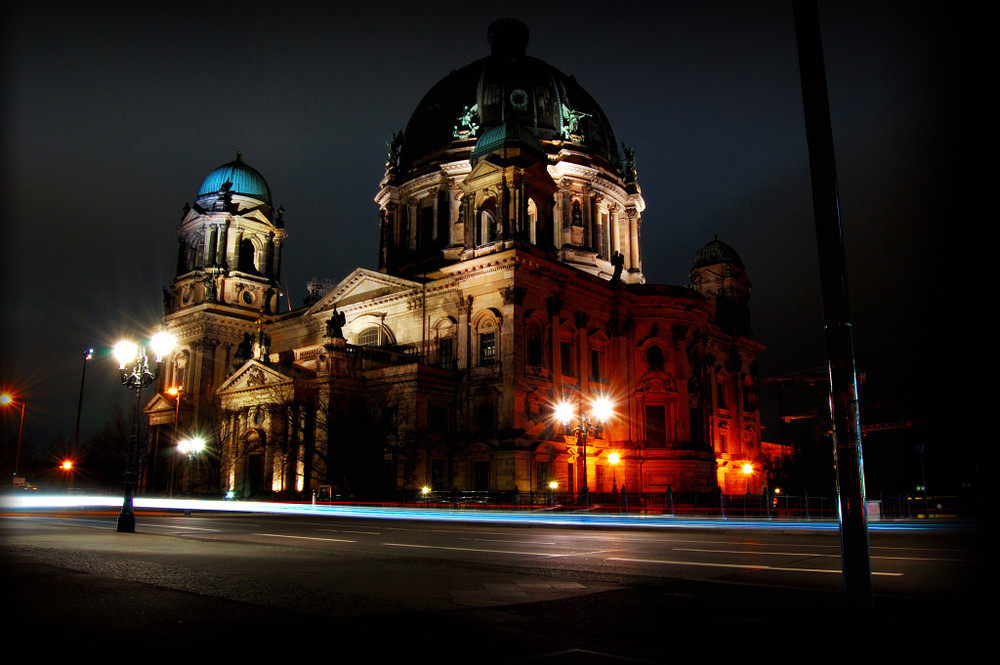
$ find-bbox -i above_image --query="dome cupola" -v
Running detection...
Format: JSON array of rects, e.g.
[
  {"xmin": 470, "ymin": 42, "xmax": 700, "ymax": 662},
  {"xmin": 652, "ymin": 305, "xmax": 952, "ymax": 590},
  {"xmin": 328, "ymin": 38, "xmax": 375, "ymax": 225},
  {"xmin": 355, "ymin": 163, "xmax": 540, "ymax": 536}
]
[
  {"xmin": 377, "ymin": 20, "xmax": 645, "ymax": 285},
  {"xmin": 197, "ymin": 152, "xmax": 272, "ymax": 206}
]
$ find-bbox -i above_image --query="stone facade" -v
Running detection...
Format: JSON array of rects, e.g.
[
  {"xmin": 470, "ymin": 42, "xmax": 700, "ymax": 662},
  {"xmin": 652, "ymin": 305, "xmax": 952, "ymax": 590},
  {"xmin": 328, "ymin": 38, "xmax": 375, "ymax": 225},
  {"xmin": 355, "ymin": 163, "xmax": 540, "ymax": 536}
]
[{"xmin": 146, "ymin": 20, "xmax": 773, "ymax": 501}]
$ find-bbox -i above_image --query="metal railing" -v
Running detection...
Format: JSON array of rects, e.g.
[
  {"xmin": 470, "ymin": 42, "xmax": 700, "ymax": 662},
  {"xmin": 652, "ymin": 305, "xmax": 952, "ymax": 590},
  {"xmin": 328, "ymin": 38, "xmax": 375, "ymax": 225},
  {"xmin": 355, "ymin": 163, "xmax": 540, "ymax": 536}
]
[{"xmin": 397, "ymin": 489, "xmax": 842, "ymax": 520}]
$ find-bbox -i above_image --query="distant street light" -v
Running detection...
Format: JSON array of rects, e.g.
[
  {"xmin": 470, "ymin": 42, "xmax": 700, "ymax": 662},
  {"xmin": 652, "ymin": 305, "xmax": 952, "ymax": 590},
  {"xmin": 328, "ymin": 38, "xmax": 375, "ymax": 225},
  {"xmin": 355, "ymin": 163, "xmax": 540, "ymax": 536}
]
[
  {"xmin": 608, "ymin": 451, "xmax": 620, "ymax": 491},
  {"xmin": 166, "ymin": 386, "xmax": 184, "ymax": 497},
  {"xmin": 114, "ymin": 332, "xmax": 175, "ymax": 532},
  {"xmin": 742, "ymin": 462, "xmax": 755, "ymax": 495},
  {"xmin": 555, "ymin": 396, "xmax": 612, "ymax": 506},
  {"xmin": 0, "ymin": 392, "xmax": 27, "ymax": 484},
  {"xmin": 177, "ymin": 436, "xmax": 205, "ymax": 499},
  {"xmin": 60, "ymin": 459, "xmax": 74, "ymax": 486}
]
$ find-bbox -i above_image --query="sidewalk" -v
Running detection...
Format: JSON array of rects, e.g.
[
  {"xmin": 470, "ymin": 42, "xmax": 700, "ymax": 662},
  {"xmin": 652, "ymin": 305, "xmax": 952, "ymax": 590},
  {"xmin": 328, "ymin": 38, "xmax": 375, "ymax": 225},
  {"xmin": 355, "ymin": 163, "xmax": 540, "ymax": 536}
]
[{"xmin": 3, "ymin": 538, "xmax": 987, "ymax": 661}]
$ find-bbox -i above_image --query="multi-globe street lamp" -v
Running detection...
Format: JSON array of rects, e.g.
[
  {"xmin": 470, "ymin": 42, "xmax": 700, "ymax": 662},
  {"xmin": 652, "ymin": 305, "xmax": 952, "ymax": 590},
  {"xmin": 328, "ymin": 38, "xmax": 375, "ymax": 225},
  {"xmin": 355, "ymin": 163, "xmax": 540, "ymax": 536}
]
[
  {"xmin": 113, "ymin": 332, "xmax": 175, "ymax": 533},
  {"xmin": 0, "ymin": 392, "xmax": 26, "ymax": 484},
  {"xmin": 555, "ymin": 395, "xmax": 613, "ymax": 506}
]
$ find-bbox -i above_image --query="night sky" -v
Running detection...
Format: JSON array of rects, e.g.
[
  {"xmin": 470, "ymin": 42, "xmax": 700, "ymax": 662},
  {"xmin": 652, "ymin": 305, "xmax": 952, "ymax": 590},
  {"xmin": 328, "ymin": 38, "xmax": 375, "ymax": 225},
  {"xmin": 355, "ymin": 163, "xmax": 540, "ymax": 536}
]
[{"xmin": 1, "ymin": 3, "xmax": 971, "ymax": 492}]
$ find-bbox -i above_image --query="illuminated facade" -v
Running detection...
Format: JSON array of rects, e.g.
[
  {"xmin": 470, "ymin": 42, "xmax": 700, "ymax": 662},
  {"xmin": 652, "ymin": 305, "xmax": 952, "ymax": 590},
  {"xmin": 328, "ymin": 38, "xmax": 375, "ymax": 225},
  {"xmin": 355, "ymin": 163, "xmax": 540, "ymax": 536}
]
[{"xmin": 150, "ymin": 20, "xmax": 769, "ymax": 500}]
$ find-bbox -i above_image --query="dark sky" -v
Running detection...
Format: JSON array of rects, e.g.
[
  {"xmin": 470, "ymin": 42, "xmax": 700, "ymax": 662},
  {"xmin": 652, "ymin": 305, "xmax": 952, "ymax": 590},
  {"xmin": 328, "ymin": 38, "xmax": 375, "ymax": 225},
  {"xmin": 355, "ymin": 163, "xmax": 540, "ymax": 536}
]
[{"xmin": 1, "ymin": 2, "xmax": 970, "ymax": 485}]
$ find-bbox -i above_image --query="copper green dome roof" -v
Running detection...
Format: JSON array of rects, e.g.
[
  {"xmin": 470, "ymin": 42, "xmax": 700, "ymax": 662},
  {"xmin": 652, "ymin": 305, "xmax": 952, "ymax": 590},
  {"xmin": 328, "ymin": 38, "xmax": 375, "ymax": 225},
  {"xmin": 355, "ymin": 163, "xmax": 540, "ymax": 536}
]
[
  {"xmin": 470, "ymin": 121, "xmax": 546, "ymax": 164},
  {"xmin": 197, "ymin": 153, "xmax": 271, "ymax": 205},
  {"xmin": 397, "ymin": 19, "xmax": 622, "ymax": 177},
  {"xmin": 692, "ymin": 237, "xmax": 744, "ymax": 269}
]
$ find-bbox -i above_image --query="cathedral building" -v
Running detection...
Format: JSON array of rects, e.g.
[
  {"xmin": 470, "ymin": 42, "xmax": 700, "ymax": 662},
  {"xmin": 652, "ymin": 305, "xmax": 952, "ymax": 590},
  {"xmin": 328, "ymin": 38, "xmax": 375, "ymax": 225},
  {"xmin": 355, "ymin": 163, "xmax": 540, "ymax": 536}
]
[{"xmin": 148, "ymin": 19, "xmax": 768, "ymax": 501}]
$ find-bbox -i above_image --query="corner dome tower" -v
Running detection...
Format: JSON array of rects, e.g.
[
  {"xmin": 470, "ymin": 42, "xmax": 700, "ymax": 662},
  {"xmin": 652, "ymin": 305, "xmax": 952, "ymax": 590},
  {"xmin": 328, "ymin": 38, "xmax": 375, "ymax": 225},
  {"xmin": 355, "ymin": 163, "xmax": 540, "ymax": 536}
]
[
  {"xmin": 689, "ymin": 237, "xmax": 752, "ymax": 338},
  {"xmin": 197, "ymin": 152, "xmax": 272, "ymax": 207},
  {"xmin": 167, "ymin": 153, "xmax": 286, "ymax": 317},
  {"xmin": 377, "ymin": 19, "xmax": 645, "ymax": 283}
]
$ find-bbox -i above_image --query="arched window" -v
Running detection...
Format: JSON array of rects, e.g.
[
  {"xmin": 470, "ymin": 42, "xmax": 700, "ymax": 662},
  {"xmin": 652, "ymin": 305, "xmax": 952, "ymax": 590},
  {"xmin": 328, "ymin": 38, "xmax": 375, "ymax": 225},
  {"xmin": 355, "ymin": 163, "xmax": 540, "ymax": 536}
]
[
  {"xmin": 433, "ymin": 317, "xmax": 457, "ymax": 369},
  {"xmin": 527, "ymin": 198, "xmax": 538, "ymax": 245},
  {"xmin": 477, "ymin": 197, "xmax": 497, "ymax": 246},
  {"xmin": 237, "ymin": 237, "xmax": 259, "ymax": 274},
  {"xmin": 357, "ymin": 326, "xmax": 382, "ymax": 348},
  {"xmin": 474, "ymin": 310, "xmax": 501, "ymax": 367}
]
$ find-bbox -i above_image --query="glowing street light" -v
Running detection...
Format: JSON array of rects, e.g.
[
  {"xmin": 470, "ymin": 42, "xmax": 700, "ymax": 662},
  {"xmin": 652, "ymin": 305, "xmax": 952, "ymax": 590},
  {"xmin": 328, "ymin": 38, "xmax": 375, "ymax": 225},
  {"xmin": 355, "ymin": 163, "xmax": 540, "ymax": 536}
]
[
  {"xmin": 166, "ymin": 386, "xmax": 184, "ymax": 497},
  {"xmin": 59, "ymin": 459, "xmax": 74, "ymax": 486},
  {"xmin": 114, "ymin": 331, "xmax": 175, "ymax": 532},
  {"xmin": 608, "ymin": 451, "xmax": 620, "ymax": 491},
  {"xmin": 178, "ymin": 436, "xmax": 205, "ymax": 499},
  {"xmin": 555, "ymin": 395, "xmax": 612, "ymax": 506},
  {"xmin": 741, "ymin": 462, "xmax": 755, "ymax": 495},
  {"xmin": 0, "ymin": 392, "xmax": 27, "ymax": 484}
]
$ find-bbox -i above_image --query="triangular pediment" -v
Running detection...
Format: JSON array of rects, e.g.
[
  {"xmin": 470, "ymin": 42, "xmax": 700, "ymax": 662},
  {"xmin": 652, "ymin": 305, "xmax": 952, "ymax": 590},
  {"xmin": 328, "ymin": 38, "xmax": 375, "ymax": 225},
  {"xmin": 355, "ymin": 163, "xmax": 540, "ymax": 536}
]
[
  {"xmin": 465, "ymin": 156, "xmax": 506, "ymax": 184},
  {"xmin": 306, "ymin": 267, "xmax": 420, "ymax": 315},
  {"xmin": 144, "ymin": 392, "xmax": 180, "ymax": 426},
  {"xmin": 143, "ymin": 392, "xmax": 176, "ymax": 415},
  {"xmin": 217, "ymin": 360, "xmax": 294, "ymax": 407}
]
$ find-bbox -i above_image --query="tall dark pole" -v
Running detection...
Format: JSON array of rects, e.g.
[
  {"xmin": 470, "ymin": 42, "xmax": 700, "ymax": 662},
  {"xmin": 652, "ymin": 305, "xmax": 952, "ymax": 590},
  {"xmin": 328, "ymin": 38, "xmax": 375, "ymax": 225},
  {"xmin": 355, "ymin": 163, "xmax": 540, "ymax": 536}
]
[
  {"xmin": 71, "ymin": 348, "xmax": 93, "ymax": 489},
  {"xmin": 578, "ymin": 421, "xmax": 590, "ymax": 507},
  {"xmin": 12, "ymin": 400, "xmax": 26, "ymax": 482},
  {"xmin": 118, "ymin": 381, "xmax": 144, "ymax": 533},
  {"xmin": 793, "ymin": 0, "xmax": 873, "ymax": 608}
]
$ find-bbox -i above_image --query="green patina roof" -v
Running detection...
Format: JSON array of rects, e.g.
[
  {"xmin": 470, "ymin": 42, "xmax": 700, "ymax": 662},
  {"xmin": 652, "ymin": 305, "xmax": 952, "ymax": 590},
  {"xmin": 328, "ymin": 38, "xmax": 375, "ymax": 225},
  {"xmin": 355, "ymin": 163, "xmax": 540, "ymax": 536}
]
[{"xmin": 470, "ymin": 121, "xmax": 546, "ymax": 164}]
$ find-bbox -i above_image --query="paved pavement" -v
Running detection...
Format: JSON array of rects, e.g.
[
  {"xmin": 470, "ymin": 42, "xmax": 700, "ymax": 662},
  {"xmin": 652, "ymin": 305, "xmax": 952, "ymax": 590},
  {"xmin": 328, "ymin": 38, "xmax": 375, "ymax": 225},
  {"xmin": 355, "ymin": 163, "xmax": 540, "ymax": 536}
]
[{"xmin": 2, "ymin": 518, "xmax": 992, "ymax": 660}]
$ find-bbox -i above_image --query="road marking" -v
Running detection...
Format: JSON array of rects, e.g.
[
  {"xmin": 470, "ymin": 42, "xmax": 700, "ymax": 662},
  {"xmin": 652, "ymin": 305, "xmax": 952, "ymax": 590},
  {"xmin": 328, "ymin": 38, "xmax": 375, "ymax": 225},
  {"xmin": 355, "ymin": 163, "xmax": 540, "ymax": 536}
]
[
  {"xmin": 384, "ymin": 542, "xmax": 568, "ymax": 557},
  {"xmin": 673, "ymin": 547, "xmax": 974, "ymax": 562},
  {"xmin": 320, "ymin": 528, "xmax": 379, "ymax": 535},
  {"xmin": 608, "ymin": 556, "xmax": 903, "ymax": 576},
  {"xmin": 675, "ymin": 547, "xmax": 841, "ymax": 557},
  {"xmin": 146, "ymin": 524, "xmax": 220, "ymax": 533},
  {"xmin": 258, "ymin": 533, "xmax": 356, "ymax": 543},
  {"xmin": 468, "ymin": 538, "xmax": 558, "ymax": 545}
]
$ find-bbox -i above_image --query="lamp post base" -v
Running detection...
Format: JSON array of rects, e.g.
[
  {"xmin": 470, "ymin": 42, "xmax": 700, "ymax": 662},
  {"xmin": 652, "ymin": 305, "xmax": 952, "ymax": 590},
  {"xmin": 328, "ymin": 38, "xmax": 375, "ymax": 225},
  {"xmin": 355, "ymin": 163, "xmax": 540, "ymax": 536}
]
[{"xmin": 116, "ymin": 513, "xmax": 135, "ymax": 533}]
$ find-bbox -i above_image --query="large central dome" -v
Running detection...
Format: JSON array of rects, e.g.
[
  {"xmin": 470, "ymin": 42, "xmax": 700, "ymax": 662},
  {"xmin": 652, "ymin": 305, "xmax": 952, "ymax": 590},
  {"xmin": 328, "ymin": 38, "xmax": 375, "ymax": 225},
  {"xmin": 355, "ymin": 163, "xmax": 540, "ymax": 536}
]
[
  {"xmin": 397, "ymin": 18, "xmax": 622, "ymax": 178},
  {"xmin": 377, "ymin": 19, "xmax": 645, "ymax": 284}
]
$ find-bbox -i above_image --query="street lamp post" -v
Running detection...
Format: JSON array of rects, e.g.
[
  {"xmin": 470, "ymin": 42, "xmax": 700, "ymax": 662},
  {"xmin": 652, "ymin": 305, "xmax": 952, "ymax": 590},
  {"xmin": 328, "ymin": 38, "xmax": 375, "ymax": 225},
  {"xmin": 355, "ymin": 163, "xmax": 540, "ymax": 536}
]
[
  {"xmin": 114, "ymin": 333, "xmax": 175, "ymax": 533},
  {"xmin": 0, "ymin": 393, "xmax": 26, "ymax": 484},
  {"xmin": 608, "ymin": 451, "xmax": 620, "ymax": 508},
  {"xmin": 70, "ymin": 348, "xmax": 94, "ymax": 490},
  {"xmin": 167, "ymin": 386, "xmax": 183, "ymax": 497},
  {"xmin": 178, "ymin": 436, "xmax": 205, "ymax": 507},
  {"xmin": 555, "ymin": 396, "xmax": 612, "ymax": 507}
]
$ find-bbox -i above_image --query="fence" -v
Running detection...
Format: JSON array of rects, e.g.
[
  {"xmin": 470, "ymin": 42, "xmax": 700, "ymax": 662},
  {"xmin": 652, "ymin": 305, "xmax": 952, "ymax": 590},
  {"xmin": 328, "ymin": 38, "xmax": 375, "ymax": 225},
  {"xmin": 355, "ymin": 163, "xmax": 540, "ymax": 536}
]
[
  {"xmin": 304, "ymin": 487, "xmax": 974, "ymax": 519},
  {"xmin": 394, "ymin": 488, "xmax": 844, "ymax": 520}
]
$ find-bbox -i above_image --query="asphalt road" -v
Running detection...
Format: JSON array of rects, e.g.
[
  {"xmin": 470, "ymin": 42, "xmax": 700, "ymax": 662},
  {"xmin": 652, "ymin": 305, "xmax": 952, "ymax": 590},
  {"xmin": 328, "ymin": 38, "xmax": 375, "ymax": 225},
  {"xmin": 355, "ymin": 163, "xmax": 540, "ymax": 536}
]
[{"xmin": 1, "ymin": 509, "xmax": 993, "ymax": 660}]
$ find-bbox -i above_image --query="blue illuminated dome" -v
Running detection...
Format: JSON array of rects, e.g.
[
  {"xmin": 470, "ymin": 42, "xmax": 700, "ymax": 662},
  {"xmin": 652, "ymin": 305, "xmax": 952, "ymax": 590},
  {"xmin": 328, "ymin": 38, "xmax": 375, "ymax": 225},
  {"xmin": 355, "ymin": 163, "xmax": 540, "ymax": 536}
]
[{"xmin": 197, "ymin": 152, "xmax": 271, "ymax": 205}]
